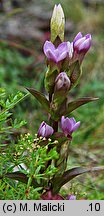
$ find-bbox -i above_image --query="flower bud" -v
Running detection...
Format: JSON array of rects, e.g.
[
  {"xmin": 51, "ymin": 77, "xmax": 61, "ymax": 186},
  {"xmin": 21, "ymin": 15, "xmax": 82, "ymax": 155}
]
[
  {"xmin": 73, "ymin": 32, "xmax": 92, "ymax": 64},
  {"xmin": 38, "ymin": 121, "xmax": 54, "ymax": 138},
  {"xmin": 61, "ymin": 116, "xmax": 80, "ymax": 137},
  {"xmin": 51, "ymin": 4, "xmax": 65, "ymax": 42},
  {"xmin": 55, "ymin": 72, "xmax": 71, "ymax": 92},
  {"xmin": 67, "ymin": 32, "xmax": 92, "ymax": 65},
  {"xmin": 74, "ymin": 33, "xmax": 91, "ymax": 53}
]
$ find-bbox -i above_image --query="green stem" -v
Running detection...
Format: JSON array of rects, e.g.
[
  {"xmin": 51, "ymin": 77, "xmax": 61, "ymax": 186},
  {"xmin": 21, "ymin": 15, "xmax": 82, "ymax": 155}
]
[
  {"xmin": 49, "ymin": 93, "xmax": 58, "ymax": 132},
  {"xmin": 49, "ymin": 93, "xmax": 52, "ymax": 103},
  {"xmin": 53, "ymin": 121, "xmax": 58, "ymax": 132}
]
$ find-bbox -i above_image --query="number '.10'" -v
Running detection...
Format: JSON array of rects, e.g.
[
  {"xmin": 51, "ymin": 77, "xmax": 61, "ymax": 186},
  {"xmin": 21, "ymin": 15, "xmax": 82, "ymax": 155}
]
[{"xmin": 89, "ymin": 203, "xmax": 100, "ymax": 211}]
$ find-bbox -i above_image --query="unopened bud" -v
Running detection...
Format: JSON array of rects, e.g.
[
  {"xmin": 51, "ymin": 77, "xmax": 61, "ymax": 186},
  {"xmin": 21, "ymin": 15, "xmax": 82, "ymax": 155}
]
[
  {"xmin": 51, "ymin": 4, "xmax": 65, "ymax": 42},
  {"xmin": 73, "ymin": 32, "xmax": 92, "ymax": 64},
  {"xmin": 55, "ymin": 72, "xmax": 71, "ymax": 92},
  {"xmin": 38, "ymin": 121, "xmax": 54, "ymax": 138}
]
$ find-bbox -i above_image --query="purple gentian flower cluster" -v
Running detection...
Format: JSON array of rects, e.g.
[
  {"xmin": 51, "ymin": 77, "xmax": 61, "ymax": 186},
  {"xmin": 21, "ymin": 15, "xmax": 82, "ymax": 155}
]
[
  {"xmin": 43, "ymin": 32, "xmax": 92, "ymax": 65},
  {"xmin": 39, "ymin": 32, "xmax": 85, "ymax": 139}
]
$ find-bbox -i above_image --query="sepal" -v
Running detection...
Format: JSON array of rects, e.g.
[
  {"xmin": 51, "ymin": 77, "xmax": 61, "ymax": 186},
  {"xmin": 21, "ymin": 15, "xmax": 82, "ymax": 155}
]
[{"xmin": 44, "ymin": 66, "xmax": 59, "ymax": 94}]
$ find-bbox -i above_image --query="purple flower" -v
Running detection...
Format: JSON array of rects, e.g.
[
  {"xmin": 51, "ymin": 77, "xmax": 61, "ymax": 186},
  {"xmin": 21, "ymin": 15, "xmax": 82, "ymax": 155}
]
[
  {"xmin": 38, "ymin": 121, "xmax": 54, "ymax": 138},
  {"xmin": 73, "ymin": 32, "xmax": 92, "ymax": 53},
  {"xmin": 61, "ymin": 116, "xmax": 80, "ymax": 137},
  {"xmin": 43, "ymin": 40, "xmax": 69, "ymax": 63},
  {"xmin": 67, "ymin": 32, "xmax": 92, "ymax": 65},
  {"xmin": 55, "ymin": 72, "xmax": 71, "ymax": 91},
  {"xmin": 72, "ymin": 32, "xmax": 92, "ymax": 63},
  {"xmin": 68, "ymin": 195, "xmax": 76, "ymax": 200}
]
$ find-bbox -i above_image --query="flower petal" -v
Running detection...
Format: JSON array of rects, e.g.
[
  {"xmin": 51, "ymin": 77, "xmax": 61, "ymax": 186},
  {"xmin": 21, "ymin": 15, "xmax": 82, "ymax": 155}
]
[
  {"xmin": 61, "ymin": 116, "xmax": 66, "ymax": 130},
  {"xmin": 46, "ymin": 49, "xmax": 57, "ymax": 62},
  {"xmin": 45, "ymin": 125, "xmax": 54, "ymax": 137},
  {"xmin": 68, "ymin": 117, "xmax": 76, "ymax": 127},
  {"xmin": 57, "ymin": 42, "xmax": 69, "ymax": 53},
  {"xmin": 40, "ymin": 125, "xmax": 46, "ymax": 137},
  {"xmin": 68, "ymin": 42, "xmax": 74, "ymax": 59},
  {"xmin": 43, "ymin": 40, "xmax": 55, "ymax": 55},
  {"xmin": 79, "ymin": 38, "xmax": 92, "ymax": 52},
  {"xmin": 85, "ymin": 34, "xmax": 91, "ymax": 39},
  {"xmin": 71, "ymin": 121, "xmax": 80, "ymax": 133},
  {"xmin": 73, "ymin": 32, "xmax": 83, "ymax": 43},
  {"xmin": 38, "ymin": 121, "xmax": 45, "ymax": 137},
  {"xmin": 57, "ymin": 51, "xmax": 68, "ymax": 62},
  {"xmin": 74, "ymin": 37, "xmax": 86, "ymax": 50},
  {"xmin": 61, "ymin": 116, "xmax": 73, "ymax": 135}
]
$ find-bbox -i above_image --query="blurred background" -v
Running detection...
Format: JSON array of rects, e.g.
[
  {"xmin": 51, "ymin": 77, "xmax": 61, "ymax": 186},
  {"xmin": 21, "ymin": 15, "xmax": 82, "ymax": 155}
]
[{"xmin": 0, "ymin": 0, "xmax": 104, "ymax": 199}]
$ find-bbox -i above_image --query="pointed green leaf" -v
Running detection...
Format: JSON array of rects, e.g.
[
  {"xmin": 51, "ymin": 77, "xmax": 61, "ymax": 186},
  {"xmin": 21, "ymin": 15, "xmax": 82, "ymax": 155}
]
[
  {"xmin": 0, "ymin": 172, "xmax": 39, "ymax": 188},
  {"xmin": 52, "ymin": 166, "xmax": 104, "ymax": 194},
  {"xmin": 65, "ymin": 97, "xmax": 99, "ymax": 116},
  {"xmin": 26, "ymin": 87, "xmax": 50, "ymax": 112}
]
